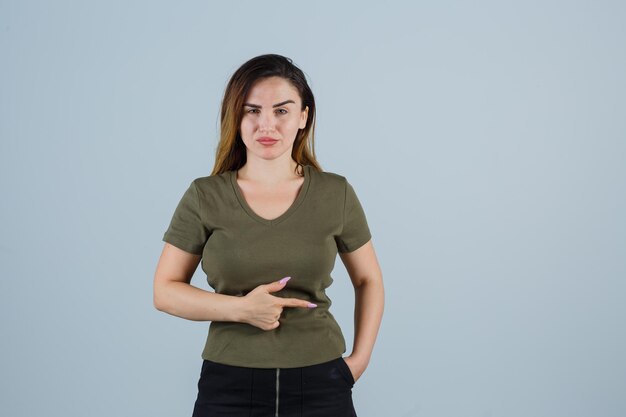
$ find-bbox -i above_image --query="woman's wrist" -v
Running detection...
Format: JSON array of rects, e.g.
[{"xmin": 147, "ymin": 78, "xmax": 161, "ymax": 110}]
[
  {"xmin": 230, "ymin": 295, "xmax": 248, "ymax": 323},
  {"xmin": 348, "ymin": 351, "xmax": 370, "ymax": 367}
]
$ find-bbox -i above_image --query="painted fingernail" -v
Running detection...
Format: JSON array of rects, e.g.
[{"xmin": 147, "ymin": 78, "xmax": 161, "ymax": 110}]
[
  {"xmin": 307, "ymin": 303, "xmax": 317, "ymax": 308},
  {"xmin": 279, "ymin": 276, "xmax": 291, "ymax": 285}
]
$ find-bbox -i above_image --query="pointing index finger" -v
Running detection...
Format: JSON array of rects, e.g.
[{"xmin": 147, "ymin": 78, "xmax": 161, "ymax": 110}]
[{"xmin": 279, "ymin": 298, "xmax": 317, "ymax": 309}]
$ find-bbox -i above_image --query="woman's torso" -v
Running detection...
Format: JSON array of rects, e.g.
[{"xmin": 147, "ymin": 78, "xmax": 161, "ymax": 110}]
[{"xmin": 162, "ymin": 164, "xmax": 372, "ymax": 368}]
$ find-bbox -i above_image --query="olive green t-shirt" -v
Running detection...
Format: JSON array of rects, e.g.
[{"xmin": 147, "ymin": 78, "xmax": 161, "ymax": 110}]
[{"xmin": 161, "ymin": 164, "xmax": 371, "ymax": 368}]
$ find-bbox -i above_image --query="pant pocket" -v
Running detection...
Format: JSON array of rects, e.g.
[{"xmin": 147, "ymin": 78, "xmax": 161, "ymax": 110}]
[{"xmin": 336, "ymin": 357, "xmax": 355, "ymax": 387}]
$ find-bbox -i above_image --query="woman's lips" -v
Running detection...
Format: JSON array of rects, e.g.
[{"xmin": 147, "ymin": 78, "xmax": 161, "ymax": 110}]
[{"xmin": 257, "ymin": 137, "xmax": 278, "ymax": 145}]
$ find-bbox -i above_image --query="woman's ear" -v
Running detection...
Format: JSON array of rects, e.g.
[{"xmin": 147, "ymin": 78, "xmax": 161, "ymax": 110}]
[{"xmin": 300, "ymin": 106, "xmax": 309, "ymax": 129}]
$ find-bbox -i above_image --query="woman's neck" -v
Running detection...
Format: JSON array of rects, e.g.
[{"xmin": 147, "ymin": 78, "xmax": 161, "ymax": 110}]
[{"xmin": 236, "ymin": 158, "xmax": 301, "ymax": 185}]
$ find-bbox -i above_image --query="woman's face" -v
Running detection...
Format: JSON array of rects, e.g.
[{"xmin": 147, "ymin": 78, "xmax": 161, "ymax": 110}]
[{"xmin": 239, "ymin": 76, "xmax": 308, "ymax": 163}]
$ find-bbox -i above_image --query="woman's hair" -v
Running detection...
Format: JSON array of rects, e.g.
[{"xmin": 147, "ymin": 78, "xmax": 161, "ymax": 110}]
[{"xmin": 210, "ymin": 54, "xmax": 321, "ymax": 176}]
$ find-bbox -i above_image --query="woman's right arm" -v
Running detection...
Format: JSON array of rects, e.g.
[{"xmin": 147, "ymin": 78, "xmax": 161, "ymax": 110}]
[
  {"xmin": 153, "ymin": 242, "xmax": 314, "ymax": 325},
  {"xmin": 153, "ymin": 243, "xmax": 246, "ymax": 322}
]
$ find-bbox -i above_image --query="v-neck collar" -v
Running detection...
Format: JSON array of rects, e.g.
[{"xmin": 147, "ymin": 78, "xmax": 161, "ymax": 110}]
[{"xmin": 229, "ymin": 165, "xmax": 311, "ymax": 226}]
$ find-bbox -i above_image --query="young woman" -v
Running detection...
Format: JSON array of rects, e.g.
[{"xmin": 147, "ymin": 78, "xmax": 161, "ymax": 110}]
[{"xmin": 154, "ymin": 53, "xmax": 384, "ymax": 417}]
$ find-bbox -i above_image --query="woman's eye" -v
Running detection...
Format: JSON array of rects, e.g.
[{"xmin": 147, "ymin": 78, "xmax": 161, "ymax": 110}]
[{"xmin": 244, "ymin": 108, "xmax": 287, "ymax": 115}]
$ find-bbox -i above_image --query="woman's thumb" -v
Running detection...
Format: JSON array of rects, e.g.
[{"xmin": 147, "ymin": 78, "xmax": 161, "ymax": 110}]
[{"xmin": 266, "ymin": 276, "xmax": 291, "ymax": 293}]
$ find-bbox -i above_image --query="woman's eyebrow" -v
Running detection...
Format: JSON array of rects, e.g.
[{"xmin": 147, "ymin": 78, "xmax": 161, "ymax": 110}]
[{"xmin": 243, "ymin": 100, "xmax": 295, "ymax": 108}]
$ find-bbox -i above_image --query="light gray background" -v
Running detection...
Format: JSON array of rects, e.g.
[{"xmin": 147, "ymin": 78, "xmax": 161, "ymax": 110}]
[{"xmin": 1, "ymin": 1, "xmax": 625, "ymax": 416}]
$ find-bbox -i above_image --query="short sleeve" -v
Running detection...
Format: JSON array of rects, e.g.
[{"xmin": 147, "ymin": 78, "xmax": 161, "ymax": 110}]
[
  {"xmin": 162, "ymin": 180, "xmax": 211, "ymax": 255},
  {"xmin": 335, "ymin": 179, "xmax": 372, "ymax": 253}
]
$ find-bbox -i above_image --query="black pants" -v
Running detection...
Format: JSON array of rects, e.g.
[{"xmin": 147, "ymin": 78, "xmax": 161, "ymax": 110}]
[{"xmin": 192, "ymin": 357, "xmax": 357, "ymax": 417}]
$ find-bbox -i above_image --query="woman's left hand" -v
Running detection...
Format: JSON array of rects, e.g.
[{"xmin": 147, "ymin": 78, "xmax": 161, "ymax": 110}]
[{"xmin": 343, "ymin": 355, "xmax": 368, "ymax": 383}]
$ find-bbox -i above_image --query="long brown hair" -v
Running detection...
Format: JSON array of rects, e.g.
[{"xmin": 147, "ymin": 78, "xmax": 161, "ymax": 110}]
[{"xmin": 210, "ymin": 54, "xmax": 322, "ymax": 176}]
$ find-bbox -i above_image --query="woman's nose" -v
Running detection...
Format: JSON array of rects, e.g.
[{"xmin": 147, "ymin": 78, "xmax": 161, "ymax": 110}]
[{"xmin": 258, "ymin": 112, "xmax": 277, "ymax": 130}]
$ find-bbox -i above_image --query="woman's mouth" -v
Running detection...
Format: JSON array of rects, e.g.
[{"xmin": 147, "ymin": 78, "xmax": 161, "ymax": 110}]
[{"xmin": 257, "ymin": 137, "xmax": 279, "ymax": 145}]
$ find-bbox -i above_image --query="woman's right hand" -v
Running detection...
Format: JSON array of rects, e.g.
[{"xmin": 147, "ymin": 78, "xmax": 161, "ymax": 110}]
[{"xmin": 239, "ymin": 277, "xmax": 317, "ymax": 330}]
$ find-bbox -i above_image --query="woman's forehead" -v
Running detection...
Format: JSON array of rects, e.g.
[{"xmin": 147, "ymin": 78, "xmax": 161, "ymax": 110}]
[{"xmin": 247, "ymin": 77, "xmax": 299, "ymax": 100}]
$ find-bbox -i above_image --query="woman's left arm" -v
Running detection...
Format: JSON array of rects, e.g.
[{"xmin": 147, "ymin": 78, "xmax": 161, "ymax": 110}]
[{"xmin": 339, "ymin": 239, "xmax": 385, "ymax": 383}]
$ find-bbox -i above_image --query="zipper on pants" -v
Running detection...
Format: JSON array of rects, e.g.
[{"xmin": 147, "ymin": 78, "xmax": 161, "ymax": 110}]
[{"xmin": 275, "ymin": 368, "xmax": 280, "ymax": 417}]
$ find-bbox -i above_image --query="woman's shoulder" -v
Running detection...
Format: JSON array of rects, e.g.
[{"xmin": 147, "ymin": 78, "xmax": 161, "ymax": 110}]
[
  {"xmin": 308, "ymin": 165, "xmax": 349, "ymax": 187},
  {"xmin": 187, "ymin": 171, "xmax": 234, "ymax": 200}
]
